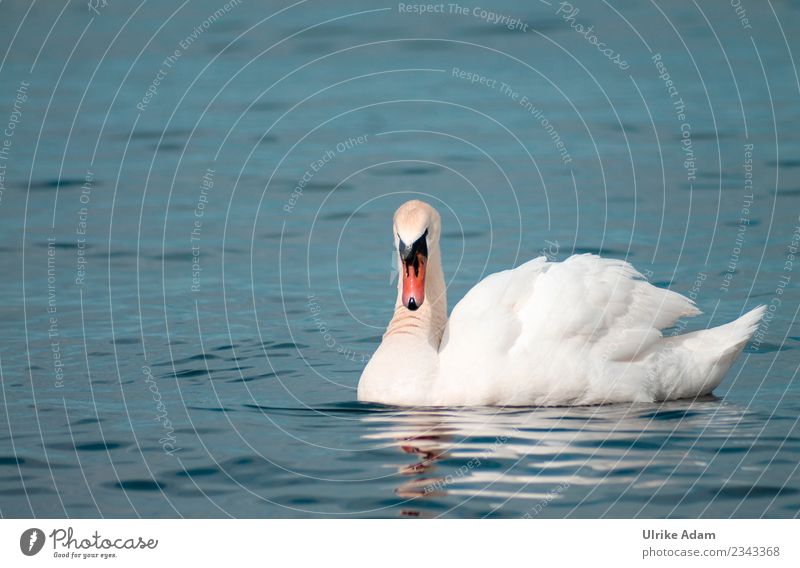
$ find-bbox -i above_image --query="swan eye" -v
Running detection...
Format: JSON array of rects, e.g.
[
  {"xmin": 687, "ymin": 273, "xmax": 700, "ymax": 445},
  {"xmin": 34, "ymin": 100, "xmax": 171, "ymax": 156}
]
[{"xmin": 398, "ymin": 229, "xmax": 429, "ymax": 262}]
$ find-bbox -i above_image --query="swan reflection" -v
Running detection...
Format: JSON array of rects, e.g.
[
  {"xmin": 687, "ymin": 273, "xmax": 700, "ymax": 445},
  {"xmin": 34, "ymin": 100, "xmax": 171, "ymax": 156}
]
[{"xmin": 361, "ymin": 399, "xmax": 749, "ymax": 515}]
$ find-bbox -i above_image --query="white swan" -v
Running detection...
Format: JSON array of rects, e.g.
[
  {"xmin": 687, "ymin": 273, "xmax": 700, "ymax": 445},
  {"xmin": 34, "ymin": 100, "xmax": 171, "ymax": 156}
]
[{"xmin": 357, "ymin": 200, "xmax": 765, "ymax": 407}]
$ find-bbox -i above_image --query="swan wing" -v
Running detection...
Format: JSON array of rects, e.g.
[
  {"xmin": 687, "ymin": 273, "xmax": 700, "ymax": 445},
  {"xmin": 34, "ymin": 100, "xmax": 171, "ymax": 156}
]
[{"xmin": 435, "ymin": 254, "xmax": 701, "ymax": 405}]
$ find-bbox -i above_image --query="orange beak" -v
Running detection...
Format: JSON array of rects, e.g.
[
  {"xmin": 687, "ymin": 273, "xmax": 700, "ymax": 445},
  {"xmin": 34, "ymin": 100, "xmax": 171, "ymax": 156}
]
[{"xmin": 402, "ymin": 251, "xmax": 426, "ymax": 311}]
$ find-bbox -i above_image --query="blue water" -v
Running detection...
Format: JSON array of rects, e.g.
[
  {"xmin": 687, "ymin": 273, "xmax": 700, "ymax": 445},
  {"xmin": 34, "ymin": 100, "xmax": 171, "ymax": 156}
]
[{"xmin": 0, "ymin": 0, "xmax": 799, "ymax": 518}]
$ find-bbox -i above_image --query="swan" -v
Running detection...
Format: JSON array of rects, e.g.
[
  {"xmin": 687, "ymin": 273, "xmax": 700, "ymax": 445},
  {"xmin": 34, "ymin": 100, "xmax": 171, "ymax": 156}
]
[{"xmin": 357, "ymin": 200, "xmax": 765, "ymax": 407}]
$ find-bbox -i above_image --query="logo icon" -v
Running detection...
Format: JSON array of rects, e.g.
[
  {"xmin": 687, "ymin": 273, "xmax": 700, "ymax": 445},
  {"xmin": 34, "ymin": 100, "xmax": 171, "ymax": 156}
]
[{"xmin": 20, "ymin": 528, "xmax": 45, "ymax": 556}]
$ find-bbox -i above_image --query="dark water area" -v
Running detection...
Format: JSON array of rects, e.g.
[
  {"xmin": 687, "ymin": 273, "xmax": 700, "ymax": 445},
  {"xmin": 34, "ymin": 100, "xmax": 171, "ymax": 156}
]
[{"xmin": 0, "ymin": 0, "xmax": 799, "ymax": 517}]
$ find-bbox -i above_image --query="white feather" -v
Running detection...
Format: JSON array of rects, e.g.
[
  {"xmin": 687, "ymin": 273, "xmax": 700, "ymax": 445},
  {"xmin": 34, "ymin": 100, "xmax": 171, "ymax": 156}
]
[{"xmin": 432, "ymin": 255, "xmax": 761, "ymax": 406}]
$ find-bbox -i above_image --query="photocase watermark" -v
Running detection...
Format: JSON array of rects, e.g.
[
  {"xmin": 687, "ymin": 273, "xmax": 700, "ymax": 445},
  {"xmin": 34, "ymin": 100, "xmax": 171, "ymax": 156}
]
[
  {"xmin": 652, "ymin": 53, "xmax": 696, "ymax": 183},
  {"xmin": 555, "ymin": 2, "xmax": 630, "ymax": 70},
  {"xmin": 421, "ymin": 457, "xmax": 482, "ymax": 495},
  {"xmin": 47, "ymin": 526, "xmax": 158, "ymax": 559},
  {"xmin": 421, "ymin": 433, "xmax": 518, "ymax": 495},
  {"xmin": 539, "ymin": 239, "xmax": 560, "ymax": 261},
  {"xmin": 190, "ymin": 167, "xmax": 215, "ymax": 293},
  {"xmin": 522, "ymin": 482, "xmax": 571, "ymax": 518},
  {"xmin": 642, "ymin": 271, "xmax": 707, "ymax": 390},
  {"xmin": 142, "ymin": 365, "xmax": 181, "ymax": 456},
  {"xmin": 720, "ymin": 143, "xmax": 755, "ymax": 293},
  {"xmin": 398, "ymin": 3, "xmax": 528, "ymax": 31},
  {"xmin": 730, "ymin": 0, "xmax": 753, "ymax": 31},
  {"xmin": 47, "ymin": 238, "xmax": 65, "ymax": 389},
  {"xmin": 596, "ymin": 264, "xmax": 706, "ymax": 372},
  {"xmin": 20, "ymin": 528, "xmax": 45, "ymax": 556},
  {"xmin": 87, "ymin": 0, "xmax": 110, "ymax": 16},
  {"xmin": 452, "ymin": 68, "xmax": 573, "ymax": 165},
  {"xmin": 0, "ymin": 80, "xmax": 29, "ymax": 208},
  {"xmin": 74, "ymin": 169, "xmax": 95, "ymax": 287},
  {"xmin": 284, "ymin": 134, "xmax": 368, "ymax": 213},
  {"xmin": 307, "ymin": 293, "xmax": 372, "ymax": 364},
  {"xmin": 136, "ymin": 0, "xmax": 243, "ymax": 112},
  {"xmin": 750, "ymin": 218, "xmax": 799, "ymax": 351},
  {"xmin": 416, "ymin": 432, "xmax": 571, "ymax": 503}
]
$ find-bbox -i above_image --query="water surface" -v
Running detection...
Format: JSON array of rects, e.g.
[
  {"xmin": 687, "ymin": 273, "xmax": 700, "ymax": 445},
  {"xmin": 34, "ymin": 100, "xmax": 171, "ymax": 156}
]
[{"xmin": 0, "ymin": 0, "xmax": 798, "ymax": 517}]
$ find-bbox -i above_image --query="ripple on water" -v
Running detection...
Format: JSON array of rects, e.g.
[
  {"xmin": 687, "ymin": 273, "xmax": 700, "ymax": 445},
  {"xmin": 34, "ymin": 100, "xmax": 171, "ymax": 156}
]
[
  {"xmin": 712, "ymin": 485, "xmax": 799, "ymax": 500},
  {"xmin": 767, "ymin": 159, "xmax": 800, "ymax": 169},
  {"xmin": 573, "ymin": 247, "xmax": 629, "ymax": 256},
  {"xmin": 127, "ymin": 128, "xmax": 193, "ymax": 140},
  {"xmin": 321, "ymin": 211, "xmax": 368, "ymax": 221},
  {"xmin": 110, "ymin": 480, "xmax": 165, "ymax": 492},
  {"xmin": 49, "ymin": 441, "xmax": 130, "ymax": 452},
  {"xmin": 366, "ymin": 164, "xmax": 441, "ymax": 176},
  {"xmin": 175, "ymin": 467, "xmax": 222, "ymax": 478},
  {"xmin": 27, "ymin": 178, "xmax": 91, "ymax": 190},
  {"xmin": 639, "ymin": 409, "xmax": 702, "ymax": 420},
  {"xmin": 0, "ymin": 455, "xmax": 76, "ymax": 471}
]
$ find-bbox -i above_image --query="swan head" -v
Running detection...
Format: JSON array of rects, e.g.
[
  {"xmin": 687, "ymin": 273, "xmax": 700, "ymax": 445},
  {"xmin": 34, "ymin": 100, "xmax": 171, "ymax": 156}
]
[{"xmin": 393, "ymin": 200, "xmax": 440, "ymax": 311}]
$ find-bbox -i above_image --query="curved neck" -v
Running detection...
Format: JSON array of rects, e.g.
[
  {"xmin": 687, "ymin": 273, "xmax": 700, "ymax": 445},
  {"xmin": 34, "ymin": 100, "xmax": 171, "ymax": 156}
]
[{"xmin": 384, "ymin": 244, "xmax": 447, "ymax": 349}]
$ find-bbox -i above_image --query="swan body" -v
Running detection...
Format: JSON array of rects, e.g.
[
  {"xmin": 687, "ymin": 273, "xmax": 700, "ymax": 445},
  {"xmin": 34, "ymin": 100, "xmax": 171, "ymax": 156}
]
[{"xmin": 357, "ymin": 200, "xmax": 765, "ymax": 407}]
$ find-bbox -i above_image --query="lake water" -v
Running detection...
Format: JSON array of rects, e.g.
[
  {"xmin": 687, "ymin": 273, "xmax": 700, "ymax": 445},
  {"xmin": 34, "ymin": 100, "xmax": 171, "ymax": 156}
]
[{"xmin": 0, "ymin": 0, "xmax": 799, "ymax": 518}]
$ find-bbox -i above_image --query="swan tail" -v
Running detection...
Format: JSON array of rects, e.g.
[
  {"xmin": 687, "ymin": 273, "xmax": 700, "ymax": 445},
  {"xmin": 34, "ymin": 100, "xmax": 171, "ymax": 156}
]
[{"xmin": 655, "ymin": 305, "xmax": 766, "ymax": 400}]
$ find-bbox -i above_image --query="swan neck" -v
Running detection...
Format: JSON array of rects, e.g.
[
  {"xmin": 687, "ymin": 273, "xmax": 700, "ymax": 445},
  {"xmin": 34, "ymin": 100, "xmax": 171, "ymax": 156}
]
[{"xmin": 385, "ymin": 245, "xmax": 447, "ymax": 348}]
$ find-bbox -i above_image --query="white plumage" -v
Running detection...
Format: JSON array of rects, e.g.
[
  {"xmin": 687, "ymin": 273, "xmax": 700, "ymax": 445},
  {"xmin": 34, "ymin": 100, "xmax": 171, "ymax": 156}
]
[
  {"xmin": 357, "ymin": 201, "xmax": 765, "ymax": 407},
  {"xmin": 434, "ymin": 254, "xmax": 763, "ymax": 405}
]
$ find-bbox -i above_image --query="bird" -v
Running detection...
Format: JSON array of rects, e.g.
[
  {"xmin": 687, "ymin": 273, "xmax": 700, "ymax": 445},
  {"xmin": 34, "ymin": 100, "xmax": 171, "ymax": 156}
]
[{"xmin": 357, "ymin": 200, "xmax": 765, "ymax": 407}]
